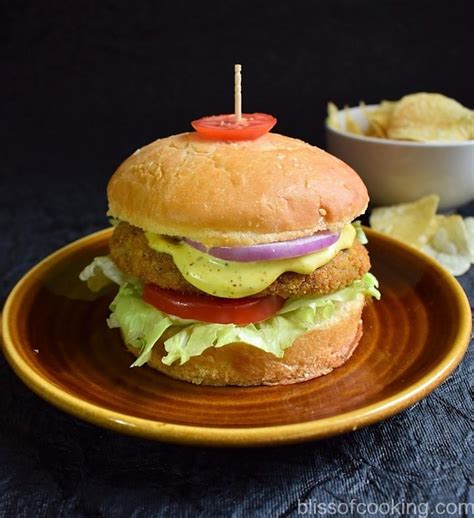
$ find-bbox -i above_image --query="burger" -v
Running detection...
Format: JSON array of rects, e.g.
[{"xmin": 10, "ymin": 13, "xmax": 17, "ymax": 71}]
[{"xmin": 80, "ymin": 116, "xmax": 380, "ymax": 386}]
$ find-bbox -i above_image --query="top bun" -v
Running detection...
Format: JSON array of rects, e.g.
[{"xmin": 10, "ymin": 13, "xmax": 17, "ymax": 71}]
[{"xmin": 107, "ymin": 132, "xmax": 368, "ymax": 246}]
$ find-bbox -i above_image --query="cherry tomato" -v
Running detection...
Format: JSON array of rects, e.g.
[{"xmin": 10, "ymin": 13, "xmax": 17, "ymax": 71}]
[
  {"xmin": 143, "ymin": 284, "xmax": 284, "ymax": 325},
  {"xmin": 191, "ymin": 113, "xmax": 277, "ymax": 141}
]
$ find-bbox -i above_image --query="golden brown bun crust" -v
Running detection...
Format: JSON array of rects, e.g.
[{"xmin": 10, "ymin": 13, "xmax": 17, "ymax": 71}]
[
  {"xmin": 125, "ymin": 296, "xmax": 365, "ymax": 386},
  {"xmin": 108, "ymin": 132, "xmax": 368, "ymax": 246}
]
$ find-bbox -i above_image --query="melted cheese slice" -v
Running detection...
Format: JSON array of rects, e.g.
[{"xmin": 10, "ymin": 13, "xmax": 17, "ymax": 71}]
[{"xmin": 146, "ymin": 224, "xmax": 356, "ymax": 298}]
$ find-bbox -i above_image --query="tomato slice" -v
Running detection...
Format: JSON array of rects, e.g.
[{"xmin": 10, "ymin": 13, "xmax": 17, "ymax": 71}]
[
  {"xmin": 143, "ymin": 284, "xmax": 284, "ymax": 325},
  {"xmin": 191, "ymin": 113, "xmax": 277, "ymax": 141}
]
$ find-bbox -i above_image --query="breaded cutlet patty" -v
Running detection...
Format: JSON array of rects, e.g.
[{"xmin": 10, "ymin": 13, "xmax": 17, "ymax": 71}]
[{"xmin": 110, "ymin": 222, "xmax": 371, "ymax": 298}]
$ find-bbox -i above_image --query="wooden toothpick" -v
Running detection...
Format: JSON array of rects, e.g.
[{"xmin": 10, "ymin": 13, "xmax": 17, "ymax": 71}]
[{"xmin": 234, "ymin": 64, "xmax": 242, "ymax": 122}]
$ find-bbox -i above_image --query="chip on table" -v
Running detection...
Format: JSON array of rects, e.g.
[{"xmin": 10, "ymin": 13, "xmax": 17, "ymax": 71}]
[{"xmin": 370, "ymin": 195, "xmax": 473, "ymax": 276}]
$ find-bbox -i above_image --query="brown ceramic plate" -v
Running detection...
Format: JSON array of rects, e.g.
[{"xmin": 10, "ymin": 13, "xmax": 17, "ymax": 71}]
[{"xmin": 1, "ymin": 228, "xmax": 472, "ymax": 447}]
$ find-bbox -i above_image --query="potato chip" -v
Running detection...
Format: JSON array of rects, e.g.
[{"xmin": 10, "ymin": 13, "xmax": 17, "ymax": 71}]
[
  {"xmin": 370, "ymin": 195, "xmax": 439, "ymax": 247},
  {"xmin": 366, "ymin": 121, "xmax": 386, "ymax": 138},
  {"xmin": 370, "ymin": 194, "xmax": 473, "ymax": 276},
  {"xmin": 387, "ymin": 93, "xmax": 473, "ymax": 141},
  {"xmin": 421, "ymin": 215, "xmax": 471, "ymax": 276},
  {"xmin": 466, "ymin": 112, "xmax": 474, "ymax": 139},
  {"xmin": 326, "ymin": 102, "xmax": 340, "ymax": 130},
  {"xmin": 327, "ymin": 102, "xmax": 365, "ymax": 135},
  {"xmin": 344, "ymin": 105, "xmax": 363, "ymax": 135},
  {"xmin": 358, "ymin": 101, "xmax": 381, "ymax": 137},
  {"xmin": 365, "ymin": 100, "xmax": 396, "ymax": 138},
  {"xmin": 330, "ymin": 93, "xmax": 473, "ymax": 141},
  {"xmin": 463, "ymin": 217, "xmax": 474, "ymax": 262}
]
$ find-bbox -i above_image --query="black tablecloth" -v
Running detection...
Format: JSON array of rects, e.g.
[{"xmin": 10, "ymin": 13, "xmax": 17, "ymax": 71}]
[{"xmin": 1, "ymin": 168, "xmax": 473, "ymax": 516}]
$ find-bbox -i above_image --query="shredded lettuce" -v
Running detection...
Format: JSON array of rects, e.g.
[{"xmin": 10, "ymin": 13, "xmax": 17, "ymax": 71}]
[
  {"xmin": 79, "ymin": 256, "xmax": 138, "ymax": 291},
  {"xmin": 106, "ymin": 272, "xmax": 379, "ymax": 367},
  {"xmin": 352, "ymin": 221, "xmax": 368, "ymax": 245},
  {"xmin": 108, "ymin": 217, "xmax": 121, "ymax": 227},
  {"xmin": 107, "ymin": 284, "xmax": 174, "ymax": 365}
]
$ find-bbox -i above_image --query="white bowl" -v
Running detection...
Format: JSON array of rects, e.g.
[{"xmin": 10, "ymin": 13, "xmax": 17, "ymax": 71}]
[{"xmin": 325, "ymin": 105, "xmax": 474, "ymax": 209}]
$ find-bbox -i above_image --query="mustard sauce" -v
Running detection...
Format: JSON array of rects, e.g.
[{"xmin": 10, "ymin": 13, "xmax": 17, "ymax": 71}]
[{"xmin": 146, "ymin": 224, "xmax": 356, "ymax": 298}]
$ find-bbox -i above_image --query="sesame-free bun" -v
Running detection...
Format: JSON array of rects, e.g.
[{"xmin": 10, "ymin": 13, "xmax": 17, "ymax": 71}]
[
  {"xmin": 125, "ymin": 295, "xmax": 365, "ymax": 386},
  {"xmin": 108, "ymin": 132, "xmax": 368, "ymax": 246}
]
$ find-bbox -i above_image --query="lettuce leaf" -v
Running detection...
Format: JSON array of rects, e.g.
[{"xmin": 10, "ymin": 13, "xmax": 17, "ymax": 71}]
[
  {"xmin": 79, "ymin": 256, "xmax": 139, "ymax": 291},
  {"xmin": 107, "ymin": 272, "xmax": 380, "ymax": 367},
  {"xmin": 352, "ymin": 220, "xmax": 368, "ymax": 245},
  {"xmin": 107, "ymin": 284, "xmax": 174, "ymax": 366}
]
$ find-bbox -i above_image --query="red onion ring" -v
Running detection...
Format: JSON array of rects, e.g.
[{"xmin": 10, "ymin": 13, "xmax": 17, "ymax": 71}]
[{"xmin": 184, "ymin": 231, "xmax": 339, "ymax": 262}]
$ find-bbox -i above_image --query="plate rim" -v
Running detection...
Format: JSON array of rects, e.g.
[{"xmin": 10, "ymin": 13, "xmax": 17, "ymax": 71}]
[{"xmin": 2, "ymin": 227, "xmax": 472, "ymax": 447}]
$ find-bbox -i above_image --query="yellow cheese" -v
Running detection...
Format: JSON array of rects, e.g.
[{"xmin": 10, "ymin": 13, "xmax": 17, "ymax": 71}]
[{"xmin": 146, "ymin": 224, "xmax": 356, "ymax": 298}]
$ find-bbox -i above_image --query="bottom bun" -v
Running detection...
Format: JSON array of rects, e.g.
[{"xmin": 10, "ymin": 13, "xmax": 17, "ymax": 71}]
[{"xmin": 125, "ymin": 294, "xmax": 366, "ymax": 386}]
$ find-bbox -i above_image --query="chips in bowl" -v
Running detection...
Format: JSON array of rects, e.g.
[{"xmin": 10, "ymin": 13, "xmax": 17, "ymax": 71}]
[
  {"xmin": 366, "ymin": 101, "xmax": 396, "ymax": 138},
  {"xmin": 387, "ymin": 93, "xmax": 473, "ymax": 141},
  {"xmin": 328, "ymin": 93, "xmax": 474, "ymax": 142},
  {"xmin": 370, "ymin": 195, "xmax": 473, "ymax": 276}
]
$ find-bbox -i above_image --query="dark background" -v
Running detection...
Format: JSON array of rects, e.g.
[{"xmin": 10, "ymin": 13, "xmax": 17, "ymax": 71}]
[
  {"xmin": 1, "ymin": 1, "xmax": 473, "ymax": 516},
  {"xmin": 3, "ymin": 0, "xmax": 474, "ymax": 185}
]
